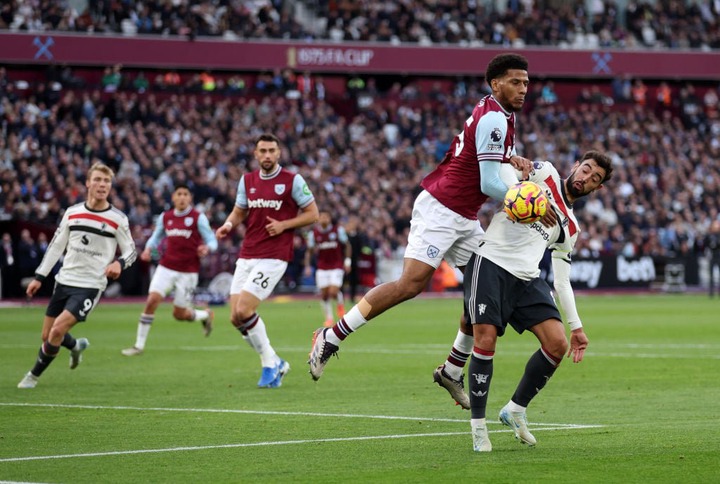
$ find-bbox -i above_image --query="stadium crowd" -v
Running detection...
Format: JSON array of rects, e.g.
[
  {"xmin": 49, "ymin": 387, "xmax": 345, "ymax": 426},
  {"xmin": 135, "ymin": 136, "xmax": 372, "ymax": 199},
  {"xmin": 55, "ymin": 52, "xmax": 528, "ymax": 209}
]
[
  {"xmin": 1, "ymin": 1, "xmax": 720, "ymax": 50},
  {"xmin": 1, "ymin": 1, "xmax": 720, "ymax": 294},
  {"xmin": 2, "ymin": 64, "xmax": 719, "ymax": 276}
]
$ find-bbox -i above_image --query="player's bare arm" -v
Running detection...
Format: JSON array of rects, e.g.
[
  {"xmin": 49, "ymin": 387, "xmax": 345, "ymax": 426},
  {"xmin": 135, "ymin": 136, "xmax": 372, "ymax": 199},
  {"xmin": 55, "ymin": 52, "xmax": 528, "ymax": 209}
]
[
  {"xmin": 105, "ymin": 260, "xmax": 122, "ymax": 280},
  {"xmin": 140, "ymin": 247, "xmax": 152, "ymax": 262},
  {"xmin": 26, "ymin": 279, "xmax": 41, "ymax": 298},
  {"xmin": 509, "ymin": 155, "xmax": 532, "ymax": 179},
  {"xmin": 344, "ymin": 240, "xmax": 352, "ymax": 273},
  {"xmin": 265, "ymin": 201, "xmax": 319, "ymax": 236},
  {"xmin": 539, "ymin": 206, "xmax": 558, "ymax": 227},
  {"xmin": 568, "ymin": 328, "xmax": 589, "ymax": 363},
  {"xmin": 197, "ymin": 244, "xmax": 209, "ymax": 257},
  {"xmin": 217, "ymin": 206, "xmax": 248, "ymax": 239},
  {"xmin": 303, "ymin": 244, "xmax": 315, "ymax": 276}
]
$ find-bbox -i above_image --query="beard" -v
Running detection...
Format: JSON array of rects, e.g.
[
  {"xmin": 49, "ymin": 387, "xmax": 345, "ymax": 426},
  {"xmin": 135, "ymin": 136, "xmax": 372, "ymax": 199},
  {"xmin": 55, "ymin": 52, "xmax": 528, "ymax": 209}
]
[{"xmin": 566, "ymin": 175, "xmax": 587, "ymax": 199}]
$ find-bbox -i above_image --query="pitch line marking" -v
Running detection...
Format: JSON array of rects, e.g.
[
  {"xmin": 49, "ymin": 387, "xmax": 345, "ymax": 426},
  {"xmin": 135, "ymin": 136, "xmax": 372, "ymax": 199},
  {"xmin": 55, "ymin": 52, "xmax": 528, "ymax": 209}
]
[
  {"xmin": 0, "ymin": 402, "xmax": 602, "ymax": 428},
  {"xmin": 0, "ymin": 403, "xmax": 603, "ymax": 463},
  {"xmin": 0, "ymin": 426, "xmax": 604, "ymax": 463}
]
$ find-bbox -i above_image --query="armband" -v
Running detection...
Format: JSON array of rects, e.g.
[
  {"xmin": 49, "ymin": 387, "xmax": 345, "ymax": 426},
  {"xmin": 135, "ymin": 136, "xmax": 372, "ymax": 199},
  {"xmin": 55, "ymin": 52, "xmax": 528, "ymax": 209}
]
[
  {"xmin": 344, "ymin": 257, "xmax": 351, "ymax": 267},
  {"xmin": 223, "ymin": 221, "xmax": 233, "ymax": 230}
]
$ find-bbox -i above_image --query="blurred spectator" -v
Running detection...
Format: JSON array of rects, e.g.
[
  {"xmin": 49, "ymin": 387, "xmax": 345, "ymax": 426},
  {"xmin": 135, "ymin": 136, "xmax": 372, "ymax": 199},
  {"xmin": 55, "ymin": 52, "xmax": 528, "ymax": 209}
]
[
  {"xmin": 133, "ymin": 72, "xmax": 150, "ymax": 93},
  {"xmin": 612, "ymin": 74, "xmax": 632, "ymax": 103},
  {"xmin": 705, "ymin": 220, "xmax": 720, "ymax": 297},
  {"xmin": 631, "ymin": 79, "xmax": 648, "ymax": 106},
  {"xmin": 155, "ymin": 70, "xmax": 182, "ymax": 91},
  {"xmin": 590, "ymin": 85, "xmax": 613, "ymax": 105},
  {"xmin": 703, "ymin": 86, "xmax": 719, "ymax": 117},
  {"xmin": 226, "ymin": 75, "xmax": 246, "ymax": 95},
  {"xmin": 315, "ymin": 76, "xmax": 326, "ymax": 101},
  {"xmin": 16, "ymin": 228, "xmax": 39, "ymax": 282},
  {"xmin": 59, "ymin": 65, "xmax": 85, "ymax": 89},
  {"xmin": 102, "ymin": 65, "xmax": 123, "ymax": 92},
  {"xmin": 541, "ymin": 81, "xmax": 559, "ymax": 104},
  {"xmin": 347, "ymin": 75, "xmax": 366, "ymax": 97},
  {"xmin": 656, "ymin": 81, "xmax": 673, "ymax": 112},
  {"xmin": 344, "ymin": 214, "xmax": 370, "ymax": 303},
  {"xmin": 199, "ymin": 71, "xmax": 216, "ymax": 92},
  {"xmin": 1, "ymin": 232, "xmax": 20, "ymax": 298},
  {"xmin": 577, "ymin": 87, "xmax": 593, "ymax": 105},
  {"xmin": 678, "ymin": 84, "xmax": 704, "ymax": 128},
  {"xmin": 285, "ymin": 233, "xmax": 307, "ymax": 291}
]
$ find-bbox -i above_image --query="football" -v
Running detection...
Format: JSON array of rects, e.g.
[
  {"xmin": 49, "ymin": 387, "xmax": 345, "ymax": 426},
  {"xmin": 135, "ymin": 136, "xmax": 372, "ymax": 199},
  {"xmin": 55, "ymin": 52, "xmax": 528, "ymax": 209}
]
[{"xmin": 503, "ymin": 181, "xmax": 548, "ymax": 223}]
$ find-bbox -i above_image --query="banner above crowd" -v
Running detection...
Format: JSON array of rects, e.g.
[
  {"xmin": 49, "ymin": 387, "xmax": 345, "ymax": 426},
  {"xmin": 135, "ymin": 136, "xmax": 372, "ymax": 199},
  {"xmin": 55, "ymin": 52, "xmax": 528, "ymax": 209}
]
[{"xmin": 1, "ymin": 32, "xmax": 718, "ymax": 79}]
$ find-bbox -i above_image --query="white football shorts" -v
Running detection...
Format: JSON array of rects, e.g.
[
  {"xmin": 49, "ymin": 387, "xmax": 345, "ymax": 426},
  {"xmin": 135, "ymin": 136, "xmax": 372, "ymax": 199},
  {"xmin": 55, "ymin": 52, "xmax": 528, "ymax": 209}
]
[
  {"xmin": 315, "ymin": 268, "xmax": 345, "ymax": 289},
  {"xmin": 230, "ymin": 258, "xmax": 288, "ymax": 300},
  {"xmin": 148, "ymin": 264, "xmax": 199, "ymax": 309},
  {"xmin": 404, "ymin": 190, "xmax": 485, "ymax": 269}
]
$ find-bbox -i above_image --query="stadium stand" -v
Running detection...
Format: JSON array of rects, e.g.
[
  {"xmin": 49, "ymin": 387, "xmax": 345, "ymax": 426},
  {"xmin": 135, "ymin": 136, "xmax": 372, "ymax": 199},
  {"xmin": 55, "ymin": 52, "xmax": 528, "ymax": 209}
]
[
  {"xmin": 1, "ymin": 1, "xmax": 719, "ymax": 49},
  {"xmin": 1, "ymin": 1, "xmax": 719, "ymax": 296}
]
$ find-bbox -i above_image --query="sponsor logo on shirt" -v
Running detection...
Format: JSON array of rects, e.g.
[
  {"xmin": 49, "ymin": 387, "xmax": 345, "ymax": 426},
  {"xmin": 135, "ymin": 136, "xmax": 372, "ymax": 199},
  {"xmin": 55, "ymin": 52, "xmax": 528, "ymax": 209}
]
[
  {"xmin": 529, "ymin": 222, "xmax": 550, "ymax": 241},
  {"xmin": 318, "ymin": 241, "xmax": 339, "ymax": 250},
  {"xmin": 166, "ymin": 228, "xmax": 193, "ymax": 238},
  {"xmin": 248, "ymin": 199, "xmax": 284, "ymax": 210},
  {"xmin": 70, "ymin": 246, "xmax": 103, "ymax": 257}
]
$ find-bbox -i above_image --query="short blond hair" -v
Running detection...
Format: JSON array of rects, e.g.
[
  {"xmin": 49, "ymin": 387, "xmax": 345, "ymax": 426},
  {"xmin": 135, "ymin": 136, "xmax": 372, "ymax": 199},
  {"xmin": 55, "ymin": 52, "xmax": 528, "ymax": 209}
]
[{"xmin": 87, "ymin": 162, "xmax": 115, "ymax": 180}]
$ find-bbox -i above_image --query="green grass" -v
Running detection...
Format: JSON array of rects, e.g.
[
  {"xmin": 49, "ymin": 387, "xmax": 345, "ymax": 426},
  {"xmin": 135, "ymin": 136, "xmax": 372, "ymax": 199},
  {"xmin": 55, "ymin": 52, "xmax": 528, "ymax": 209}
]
[{"xmin": 1, "ymin": 294, "xmax": 718, "ymax": 483}]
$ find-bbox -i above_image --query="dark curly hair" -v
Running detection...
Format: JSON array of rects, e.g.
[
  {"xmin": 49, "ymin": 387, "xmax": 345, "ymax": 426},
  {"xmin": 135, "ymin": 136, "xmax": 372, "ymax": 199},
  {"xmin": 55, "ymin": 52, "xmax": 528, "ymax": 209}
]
[
  {"xmin": 580, "ymin": 150, "xmax": 614, "ymax": 183},
  {"xmin": 485, "ymin": 53, "xmax": 529, "ymax": 84}
]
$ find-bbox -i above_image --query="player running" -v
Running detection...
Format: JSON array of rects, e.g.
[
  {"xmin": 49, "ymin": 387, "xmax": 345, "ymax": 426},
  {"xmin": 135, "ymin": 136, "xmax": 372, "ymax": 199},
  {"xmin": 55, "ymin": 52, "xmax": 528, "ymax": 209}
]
[
  {"xmin": 122, "ymin": 184, "xmax": 218, "ymax": 356},
  {"xmin": 18, "ymin": 162, "xmax": 136, "ymax": 389}
]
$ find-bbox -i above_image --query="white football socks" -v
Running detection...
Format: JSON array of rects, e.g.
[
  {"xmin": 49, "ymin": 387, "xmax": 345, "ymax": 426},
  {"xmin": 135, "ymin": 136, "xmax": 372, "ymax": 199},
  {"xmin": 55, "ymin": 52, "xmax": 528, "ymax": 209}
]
[{"xmin": 243, "ymin": 316, "xmax": 278, "ymax": 367}]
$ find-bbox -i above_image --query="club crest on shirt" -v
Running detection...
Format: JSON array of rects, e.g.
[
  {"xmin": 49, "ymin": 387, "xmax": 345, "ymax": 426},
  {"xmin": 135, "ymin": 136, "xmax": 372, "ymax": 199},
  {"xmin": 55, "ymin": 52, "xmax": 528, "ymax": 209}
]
[
  {"xmin": 275, "ymin": 184, "xmax": 286, "ymax": 195},
  {"xmin": 184, "ymin": 217, "xmax": 194, "ymax": 227}
]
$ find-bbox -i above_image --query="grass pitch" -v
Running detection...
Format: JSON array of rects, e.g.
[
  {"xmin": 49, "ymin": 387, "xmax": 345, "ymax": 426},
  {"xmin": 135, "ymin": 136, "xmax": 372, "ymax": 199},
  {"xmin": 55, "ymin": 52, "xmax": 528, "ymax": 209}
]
[{"xmin": 1, "ymin": 293, "xmax": 718, "ymax": 483}]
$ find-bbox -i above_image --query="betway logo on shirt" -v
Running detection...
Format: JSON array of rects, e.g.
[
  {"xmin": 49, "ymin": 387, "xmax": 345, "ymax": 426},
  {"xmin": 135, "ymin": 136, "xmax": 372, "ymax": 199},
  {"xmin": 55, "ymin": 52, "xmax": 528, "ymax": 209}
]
[
  {"xmin": 166, "ymin": 228, "xmax": 193, "ymax": 238},
  {"xmin": 318, "ymin": 241, "xmax": 338, "ymax": 250},
  {"xmin": 248, "ymin": 199, "xmax": 283, "ymax": 210}
]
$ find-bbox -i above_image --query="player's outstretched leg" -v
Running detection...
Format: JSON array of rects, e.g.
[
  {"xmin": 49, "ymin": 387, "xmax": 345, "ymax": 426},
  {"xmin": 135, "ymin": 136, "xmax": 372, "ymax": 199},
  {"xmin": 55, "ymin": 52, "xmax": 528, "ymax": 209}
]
[
  {"xmin": 308, "ymin": 328, "xmax": 338, "ymax": 381},
  {"xmin": 433, "ymin": 365, "xmax": 470, "ymax": 410}
]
